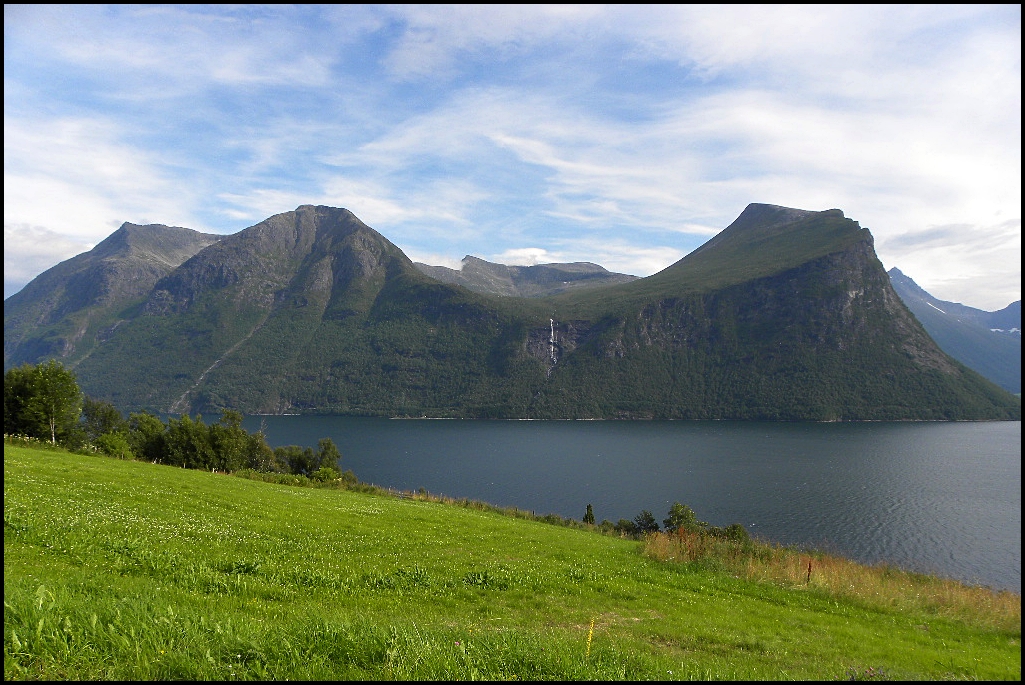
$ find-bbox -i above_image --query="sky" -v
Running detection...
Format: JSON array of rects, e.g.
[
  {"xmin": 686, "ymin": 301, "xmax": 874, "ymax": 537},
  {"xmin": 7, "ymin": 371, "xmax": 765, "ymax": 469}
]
[{"xmin": 3, "ymin": 5, "xmax": 1021, "ymax": 310}]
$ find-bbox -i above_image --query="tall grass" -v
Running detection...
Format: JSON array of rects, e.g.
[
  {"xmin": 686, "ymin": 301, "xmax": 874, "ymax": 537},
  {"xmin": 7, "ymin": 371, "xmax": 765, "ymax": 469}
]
[{"xmin": 643, "ymin": 529, "xmax": 1020, "ymax": 631}]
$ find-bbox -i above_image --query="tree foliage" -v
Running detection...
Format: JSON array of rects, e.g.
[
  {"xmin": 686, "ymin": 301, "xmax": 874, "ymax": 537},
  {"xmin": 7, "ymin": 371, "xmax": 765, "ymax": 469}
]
[
  {"xmin": 663, "ymin": 502, "xmax": 708, "ymax": 534},
  {"xmin": 633, "ymin": 510, "xmax": 659, "ymax": 535},
  {"xmin": 82, "ymin": 397, "xmax": 128, "ymax": 442},
  {"xmin": 4, "ymin": 360, "xmax": 83, "ymax": 443}
]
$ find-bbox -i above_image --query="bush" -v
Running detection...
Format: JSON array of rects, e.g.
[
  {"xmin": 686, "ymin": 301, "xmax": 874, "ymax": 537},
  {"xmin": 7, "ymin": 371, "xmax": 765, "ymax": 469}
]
[
  {"xmin": 614, "ymin": 518, "xmax": 638, "ymax": 537},
  {"xmin": 94, "ymin": 432, "xmax": 134, "ymax": 460},
  {"xmin": 312, "ymin": 465, "xmax": 341, "ymax": 482},
  {"xmin": 709, "ymin": 523, "xmax": 751, "ymax": 544}
]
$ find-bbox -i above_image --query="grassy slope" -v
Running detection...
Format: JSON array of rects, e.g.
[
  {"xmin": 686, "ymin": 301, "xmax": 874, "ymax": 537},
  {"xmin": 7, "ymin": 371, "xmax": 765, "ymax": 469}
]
[
  {"xmin": 551, "ymin": 209, "xmax": 868, "ymax": 317},
  {"xmin": 4, "ymin": 445, "xmax": 1020, "ymax": 680}
]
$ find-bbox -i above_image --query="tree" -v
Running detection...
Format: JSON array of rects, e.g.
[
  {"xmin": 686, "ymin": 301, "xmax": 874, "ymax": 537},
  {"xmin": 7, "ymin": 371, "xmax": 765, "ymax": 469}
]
[
  {"xmin": 209, "ymin": 409, "xmax": 250, "ymax": 472},
  {"xmin": 95, "ymin": 432, "xmax": 134, "ymax": 460},
  {"xmin": 583, "ymin": 503, "xmax": 595, "ymax": 525},
  {"xmin": 316, "ymin": 437, "xmax": 342, "ymax": 474},
  {"xmin": 614, "ymin": 519, "xmax": 637, "ymax": 537},
  {"xmin": 275, "ymin": 445, "xmax": 316, "ymax": 476},
  {"xmin": 244, "ymin": 430, "xmax": 277, "ymax": 472},
  {"xmin": 663, "ymin": 502, "xmax": 707, "ymax": 534},
  {"xmin": 82, "ymin": 397, "xmax": 127, "ymax": 442},
  {"xmin": 164, "ymin": 414, "xmax": 214, "ymax": 469},
  {"xmin": 24, "ymin": 360, "xmax": 83, "ymax": 444},
  {"xmin": 127, "ymin": 411, "xmax": 167, "ymax": 463},
  {"xmin": 4, "ymin": 364, "xmax": 38, "ymax": 437},
  {"xmin": 633, "ymin": 510, "xmax": 659, "ymax": 535}
]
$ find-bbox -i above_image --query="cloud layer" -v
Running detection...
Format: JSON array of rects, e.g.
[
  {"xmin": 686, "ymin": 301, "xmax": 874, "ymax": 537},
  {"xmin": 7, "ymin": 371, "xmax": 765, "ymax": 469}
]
[{"xmin": 4, "ymin": 5, "xmax": 1020, "ymax": 309}]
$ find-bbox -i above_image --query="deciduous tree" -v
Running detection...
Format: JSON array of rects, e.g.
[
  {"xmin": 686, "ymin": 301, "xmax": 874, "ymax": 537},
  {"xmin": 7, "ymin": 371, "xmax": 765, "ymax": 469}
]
[
  {"xmin": 22, "ymin": 360, "xmax": 83, "ymax": 444},
  {"xmin": 633, "ymin": 510, "xmax": 659, "ymax": 535},
  {"xmin": 663, "ymin": 502, "xmax": 707, "ymax": 534}
]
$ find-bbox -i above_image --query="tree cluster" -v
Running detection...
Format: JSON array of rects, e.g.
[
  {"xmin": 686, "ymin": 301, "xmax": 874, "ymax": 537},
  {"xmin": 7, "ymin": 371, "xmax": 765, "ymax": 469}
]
[
  {"xmin": 585, "ymin": 501, "xmax": 751, "ymax": 543},
  {"xmin": 5, "ymin": 361, "xmax": 352, "ymax": 482}
]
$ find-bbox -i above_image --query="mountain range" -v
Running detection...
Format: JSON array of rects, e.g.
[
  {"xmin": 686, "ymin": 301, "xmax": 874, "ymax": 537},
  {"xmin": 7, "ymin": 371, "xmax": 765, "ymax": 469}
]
[
  {"xmin": 887, "ymin": 268, "xmax": 1019, "ymax": 394},
  {"xmin": 4, "ymin": 203, "xmax": 1020, "ymax": 420},
  {"xmin": 413, "ymin": 256, "xmax": 637, "ymax": 298}
]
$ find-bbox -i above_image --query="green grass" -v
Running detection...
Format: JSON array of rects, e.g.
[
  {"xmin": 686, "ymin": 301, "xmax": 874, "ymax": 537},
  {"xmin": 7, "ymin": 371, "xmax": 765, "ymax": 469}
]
[{"xmin": 4, "ymin": 444, "xmax": 1020, "ymax": 680}]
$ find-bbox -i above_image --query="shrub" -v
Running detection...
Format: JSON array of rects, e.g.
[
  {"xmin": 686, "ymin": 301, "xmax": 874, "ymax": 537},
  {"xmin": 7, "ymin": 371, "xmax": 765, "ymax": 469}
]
[
  {"xmin": 94, "ymin": 432, "xmax": 134, "ymax": 460},
  {"xmin": 312, "ymin": 465, "xmax": 342, "ymax": 482}
]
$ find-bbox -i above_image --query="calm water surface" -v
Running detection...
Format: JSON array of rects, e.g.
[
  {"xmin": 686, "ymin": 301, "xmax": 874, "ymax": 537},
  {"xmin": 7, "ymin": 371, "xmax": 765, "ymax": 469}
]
[{"xmin": 242, "ymin": 417, "xmax": 1021, "ymax": 592}]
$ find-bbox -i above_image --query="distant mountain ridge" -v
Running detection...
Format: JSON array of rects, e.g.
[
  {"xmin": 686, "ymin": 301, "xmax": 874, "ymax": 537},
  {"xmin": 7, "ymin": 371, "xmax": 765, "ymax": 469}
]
[
  {"xmin": 4, "ymin": 203, "xmax": 1019, "ymax": 421},
  {"xmin": 414, "ymin": 256, "xmax": 637, "ymax": 297},
  {"xmin": 888, "ymin": 268, "xmax": 1020, "ymax": 393}
]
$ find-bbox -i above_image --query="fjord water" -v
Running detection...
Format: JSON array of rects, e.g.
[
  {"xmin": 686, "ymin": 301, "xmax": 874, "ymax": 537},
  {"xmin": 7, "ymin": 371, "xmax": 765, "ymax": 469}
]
[{"xmin": 243, "ymin": 417, "xmax": 1021, "ymax": 592}]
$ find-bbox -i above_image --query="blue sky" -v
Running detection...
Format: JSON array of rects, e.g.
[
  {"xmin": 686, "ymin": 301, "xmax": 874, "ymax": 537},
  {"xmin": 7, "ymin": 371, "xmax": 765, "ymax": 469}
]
[{"xmin": 4, "ymin": 5, "xmax": 1020, "ymax": 309}]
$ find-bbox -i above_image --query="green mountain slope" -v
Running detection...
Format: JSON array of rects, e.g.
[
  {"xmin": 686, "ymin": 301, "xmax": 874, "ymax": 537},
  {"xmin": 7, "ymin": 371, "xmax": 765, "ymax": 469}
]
[
  {"xmin": 3, "ymin": 223, "xmax": 221, "ymax": 370},
  {"xmin": 4, "ymin": 203, "xmax": 1020, "ymax": 420},
  {"xmin": 888, "ymin": 268, "xmax": 1020, "ymax": 394}
]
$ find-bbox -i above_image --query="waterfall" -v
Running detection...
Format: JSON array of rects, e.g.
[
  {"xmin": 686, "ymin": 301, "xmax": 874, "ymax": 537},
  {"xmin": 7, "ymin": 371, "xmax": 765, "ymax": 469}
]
[{"xmin": 549, "ymin": 318, "xmax": 557, "ymax": 364}]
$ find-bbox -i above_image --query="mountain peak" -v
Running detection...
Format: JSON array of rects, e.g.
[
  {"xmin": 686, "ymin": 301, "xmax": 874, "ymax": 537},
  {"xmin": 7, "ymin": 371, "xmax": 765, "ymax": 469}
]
[
  {"xmin": 735, "ymin": 202, "xmax": 823, "ymax": 226},
  {"xmin": 689, "ymin": 204, "xmax": 842, "ymax": 257},
  {"xmin": 89, "ymin": 222, "xmax": 220, "ymax": 264}
]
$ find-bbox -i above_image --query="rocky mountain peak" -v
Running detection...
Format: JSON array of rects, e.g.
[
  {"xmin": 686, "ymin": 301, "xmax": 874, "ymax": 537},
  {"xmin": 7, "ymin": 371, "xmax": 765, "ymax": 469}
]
[{"xmin": 88, "ymin": 223, "xmax": 221, "ymax": 264}]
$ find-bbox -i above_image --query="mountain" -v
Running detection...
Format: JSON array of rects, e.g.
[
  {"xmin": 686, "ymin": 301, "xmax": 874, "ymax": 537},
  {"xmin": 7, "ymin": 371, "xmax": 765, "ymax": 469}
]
[
  {"xmin": 888, "ymin": 268, "xmax": 1020, "ymax": 394},
  {"xmin": 4, "ymin": 203, "xmax": 1019, "ymax": 420},
  {"xmin": 987, "ymin": 300, "xmax": 1021, "ymax": 334},
  {"xmin": 4, "ymin": 223, "xmax": 221, "ymax": 369},
  {"xmin": 414, "ymin": 256, "xmax": 637, "ymax": 297}
]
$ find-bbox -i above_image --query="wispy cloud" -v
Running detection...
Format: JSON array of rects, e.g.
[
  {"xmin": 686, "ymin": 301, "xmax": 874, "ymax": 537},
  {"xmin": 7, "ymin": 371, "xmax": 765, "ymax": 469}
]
[
  {"xmin": 3, "ymin": 4, "xmax": 1020, "ymax": 309},
  {"xmin": 3, "ymin": 223, "xmax": 92, "ymax": 299},
  {"xmin": 3, "ymin": 115, "xmax": 203, "ymax": 237}
]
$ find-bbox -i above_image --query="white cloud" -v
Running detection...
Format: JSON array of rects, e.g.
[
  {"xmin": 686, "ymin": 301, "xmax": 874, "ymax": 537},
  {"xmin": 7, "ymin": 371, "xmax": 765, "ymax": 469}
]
[
  {"xmin": 378, "ymin": 4, "xmax": 602, "ymax": 79},
  {"xmin": 878, "ymin": 220, "xmax": 1021, "ymax": 310},
  {"xmin": 4, "ymin": 115, "xmax": 205, "ymax": 235},
  {"xmin": 2, "ymin": 114, "xmax": 215, "ymax": 297},
  {"xmin": 3, "ymin": 223, "xmax": 92, "ymax": 299},
  {"xmin": 402, "ymin": 250, "xmax": 463, "ymax": 270},
  {"xmin": 493, "ymin": 248, "xmax": 555, "ymax": 267},
  {"xmin": 3, "ymin": 4, "xmax": 1019, "ymax": 309},
  {"xmin": 5, "ymin": 5, "xmax": 342, "ymax": 93}
]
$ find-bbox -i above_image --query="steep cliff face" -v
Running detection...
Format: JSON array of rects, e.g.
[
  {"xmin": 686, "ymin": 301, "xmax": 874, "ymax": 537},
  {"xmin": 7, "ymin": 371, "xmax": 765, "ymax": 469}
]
[
  {"xmin": 4, "ymin": 223, "xmax": 220, "ymax": 368},
  {"xmin": 512, "ymin": 233, "xmax": 986, "ymax": 420}
]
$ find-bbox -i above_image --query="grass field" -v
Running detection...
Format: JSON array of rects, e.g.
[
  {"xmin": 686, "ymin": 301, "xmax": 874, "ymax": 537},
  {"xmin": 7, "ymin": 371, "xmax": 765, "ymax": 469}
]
[{"xmin": 4, "ymin": 443, "xmax": 1020, "ymax": 680}]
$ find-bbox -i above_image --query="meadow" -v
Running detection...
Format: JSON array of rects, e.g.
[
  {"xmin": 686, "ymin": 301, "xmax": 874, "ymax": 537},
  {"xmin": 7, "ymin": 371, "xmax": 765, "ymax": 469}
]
[{"xmin": 4, "ymin": 442, "xmax": 1020, "ymax": 680}]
